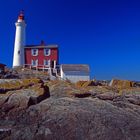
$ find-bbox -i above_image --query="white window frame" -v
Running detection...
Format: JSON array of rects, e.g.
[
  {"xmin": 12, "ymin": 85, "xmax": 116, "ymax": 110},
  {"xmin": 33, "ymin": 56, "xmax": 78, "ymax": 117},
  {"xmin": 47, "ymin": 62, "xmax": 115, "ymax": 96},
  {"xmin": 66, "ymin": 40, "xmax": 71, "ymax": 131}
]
[
  {"xmin": 44, "ymin": 48, "xmax": 51, "ymax": 56},
  {"xmin": 44, "ymin": 60, "xmax": 50, "ymax": 66},
  {"xmin": 31, "ymin": 49, "xmax": 38, "ymax": 56},
  {"xmin": 31, "ymin": 59, "xmax": 38, "ymax": 66}
]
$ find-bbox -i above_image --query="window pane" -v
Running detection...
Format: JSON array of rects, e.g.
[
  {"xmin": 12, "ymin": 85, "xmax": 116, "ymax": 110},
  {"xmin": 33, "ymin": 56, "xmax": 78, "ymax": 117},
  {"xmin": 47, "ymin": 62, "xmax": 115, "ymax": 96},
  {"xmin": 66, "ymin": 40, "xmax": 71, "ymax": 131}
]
[
  {"xmin": 44, "ymin": 49, "xmax": 50, "ymax": 56},
  {"xmin": 44, "ymin": 60, "xmax": 50, "ymax": 66},
  {"xmin": 32, "ymin": 49, "xmax": 38, "ymax": 56},
  {"xmin": 32, "ymin": 60, "xmax": 38, "ymax": 66}
]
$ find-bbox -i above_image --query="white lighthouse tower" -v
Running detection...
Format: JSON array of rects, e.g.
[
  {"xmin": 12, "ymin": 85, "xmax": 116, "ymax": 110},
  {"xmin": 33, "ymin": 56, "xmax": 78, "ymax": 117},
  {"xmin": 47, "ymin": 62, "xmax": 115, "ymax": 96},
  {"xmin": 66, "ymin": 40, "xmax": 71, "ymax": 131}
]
[{"xmin": 13, "ymin": 11, "xmax": 26, "ymax": 68}]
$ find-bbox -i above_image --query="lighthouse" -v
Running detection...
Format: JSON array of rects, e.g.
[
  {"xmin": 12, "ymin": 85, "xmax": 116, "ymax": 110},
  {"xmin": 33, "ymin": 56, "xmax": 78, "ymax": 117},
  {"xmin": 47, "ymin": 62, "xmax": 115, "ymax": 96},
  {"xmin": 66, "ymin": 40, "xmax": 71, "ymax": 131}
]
[{"xmin": 13, "ymin": 11, "xmax": 26, "ymax": 68}]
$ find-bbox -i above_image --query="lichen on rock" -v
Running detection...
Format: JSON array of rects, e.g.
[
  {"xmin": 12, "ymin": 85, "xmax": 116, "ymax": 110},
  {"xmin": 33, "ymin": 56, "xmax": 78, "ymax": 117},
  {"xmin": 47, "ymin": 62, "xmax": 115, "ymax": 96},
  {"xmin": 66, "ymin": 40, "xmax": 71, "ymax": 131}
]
[{"xmin": 0, "ymin": 78, "xmax": 140, "ymax": 140}]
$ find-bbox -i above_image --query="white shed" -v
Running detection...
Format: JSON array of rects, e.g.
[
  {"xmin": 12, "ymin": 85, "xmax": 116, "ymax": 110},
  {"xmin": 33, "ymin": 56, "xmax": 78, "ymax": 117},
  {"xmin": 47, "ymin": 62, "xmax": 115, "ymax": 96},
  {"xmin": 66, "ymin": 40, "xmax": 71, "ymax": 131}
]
[{"xmin": 60, "ymin": 64, "xmax": 90, "ymax": 83}]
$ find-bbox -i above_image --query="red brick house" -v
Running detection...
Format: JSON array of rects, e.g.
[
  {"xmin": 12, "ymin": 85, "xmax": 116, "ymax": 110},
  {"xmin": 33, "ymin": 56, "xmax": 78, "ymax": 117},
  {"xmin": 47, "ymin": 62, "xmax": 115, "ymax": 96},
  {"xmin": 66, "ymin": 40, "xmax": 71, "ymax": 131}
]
[{"xmin": 24, "ymin": 42, "xmax": 59, "ymax": 71}]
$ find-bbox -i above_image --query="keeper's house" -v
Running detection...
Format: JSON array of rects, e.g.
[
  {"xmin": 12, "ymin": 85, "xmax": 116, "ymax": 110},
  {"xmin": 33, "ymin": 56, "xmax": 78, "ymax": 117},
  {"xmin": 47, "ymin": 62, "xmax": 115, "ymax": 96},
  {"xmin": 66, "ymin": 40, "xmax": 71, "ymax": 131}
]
[
  {"xmin": 60, "ymin": 64, "xmax": 90, "ymax": 83},
  {"xmin": 24, "ymin": 43, "xmax": 59, "ymax": 70}
]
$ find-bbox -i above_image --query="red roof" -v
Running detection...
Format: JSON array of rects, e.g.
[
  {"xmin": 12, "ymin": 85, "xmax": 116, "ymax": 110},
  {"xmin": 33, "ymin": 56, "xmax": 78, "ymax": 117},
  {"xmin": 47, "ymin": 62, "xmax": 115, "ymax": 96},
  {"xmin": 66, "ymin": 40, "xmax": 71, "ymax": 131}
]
[
  {"xmin": 18, "ymin": 11, "xmax": 24, "ymax": 20},
  {"xmin": 0, "ymin": 63, "xmax": 6, "ymax": 67},
  {"xmin": 25, "ymin": 45, "xmax": 58, "ymax": 49}
]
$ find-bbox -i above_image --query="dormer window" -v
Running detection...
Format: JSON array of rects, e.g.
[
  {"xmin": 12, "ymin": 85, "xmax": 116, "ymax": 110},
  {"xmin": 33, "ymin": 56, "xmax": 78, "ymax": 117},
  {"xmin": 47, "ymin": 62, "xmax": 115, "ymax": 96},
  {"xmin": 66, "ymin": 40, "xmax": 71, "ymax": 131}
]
[
  {"xmin": 32, "ymin": 49, "xmax": 38, "ymax": 56},
  {"xmin": 44, "ymin": 48, "xmax": 51, "ymax": 56}
]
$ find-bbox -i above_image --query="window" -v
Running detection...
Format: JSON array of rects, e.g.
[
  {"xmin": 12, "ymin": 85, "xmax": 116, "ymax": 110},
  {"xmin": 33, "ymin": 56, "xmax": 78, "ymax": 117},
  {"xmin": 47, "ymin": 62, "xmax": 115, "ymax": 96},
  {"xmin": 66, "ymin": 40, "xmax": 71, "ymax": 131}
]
[
  {"xmin": 44, "ymin": 49, "xmax": 51, "ymax": 56},
  {"xmin": 31, "ymin": 49, "xmax": 38, "ymax": 56},
  {"xmin": 18, "ymin": 50, "xmax": 20, "ymax": 55},
  {"xmin": 31, "ymin": 60, "xmax": 38, "ymax": 66},
  {"xmin": 44, "ymin": 60, "xmax": 50, "ymax": 66}
]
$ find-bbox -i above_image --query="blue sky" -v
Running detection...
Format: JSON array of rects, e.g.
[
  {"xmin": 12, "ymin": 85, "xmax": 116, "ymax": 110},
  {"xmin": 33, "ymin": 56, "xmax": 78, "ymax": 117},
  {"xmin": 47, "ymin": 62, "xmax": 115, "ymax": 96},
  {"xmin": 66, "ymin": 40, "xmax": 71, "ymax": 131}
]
[{"xmin": 0, "ymin": 0, "xmax": 140, "ymax": 80}]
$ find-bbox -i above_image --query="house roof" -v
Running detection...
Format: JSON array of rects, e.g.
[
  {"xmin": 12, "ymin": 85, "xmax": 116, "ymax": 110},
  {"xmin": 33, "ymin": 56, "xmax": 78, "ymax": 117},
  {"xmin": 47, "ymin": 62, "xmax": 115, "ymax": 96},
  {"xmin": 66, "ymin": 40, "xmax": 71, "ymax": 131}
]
[
  {"xmin": 0, "ymin": 63, "xmax": 6, "ymax": 67},
  {"xmin": 61, "ymin": 64, "xmax": 90, "ymax": 75},
  {"xmin": 25, "ymin": 45, "xmax": 58, "ymax": 49}
]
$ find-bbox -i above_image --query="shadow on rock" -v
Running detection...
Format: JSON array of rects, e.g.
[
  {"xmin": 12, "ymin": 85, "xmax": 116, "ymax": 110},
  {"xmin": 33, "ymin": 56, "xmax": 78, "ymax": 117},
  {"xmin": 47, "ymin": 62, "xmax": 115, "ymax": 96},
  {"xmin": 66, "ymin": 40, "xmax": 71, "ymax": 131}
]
[
  {"xmin": 74, "ymin": 92, "xmax": 91, "ymax": 98},
  {"xmin": 28, "ymin": 85, "xmax": 50, "ymax": 107},
  {"xmin": 0, "ymin": 128, "xmax": 11, "ymax": 140}
]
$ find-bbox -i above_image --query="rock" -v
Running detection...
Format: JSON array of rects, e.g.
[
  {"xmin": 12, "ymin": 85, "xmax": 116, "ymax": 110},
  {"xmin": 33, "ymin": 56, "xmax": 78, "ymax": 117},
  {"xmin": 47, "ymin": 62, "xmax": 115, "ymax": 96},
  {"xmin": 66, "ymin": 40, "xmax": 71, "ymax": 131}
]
[
  {"xmin": 0, "ymin": 127, "xmax": 11, "ymax": 140},
  {"xmin": 2, "ymin": 97, "xmax": 140, "ymax": 140},
  {"xmin": 0, "ymin": 78, "xmax": 43, "ymax": 94},
  {"xmin": 73, "ymin": 92, "xmax": 91, "ymax": 98},
  {"xmin": 96, "ymin": 92, "xmax": 118, "ymax": 100},
  {"xmin": 0, "ymin": 68, "xmax": 50, "ymax": 81},
  {"xmin": 132, "ymin": 82, "xmax": 140, "ymax": 88},
  {"xmin": 0, "ymin": 80, "xmax": 140, "ymax": 140},
  {"xmin": 0, "ymin": 79, "xmax": 50, "ymax": 116},
  {"xmin": 82, "ymin": 81, "xmax": 98, "ymax": 87},
  {"xmin": 109, "ymin": 79, "xmax": 133, "ymax": 89},
  {"xmin": 127, "ymin": 97, "xmax": 140, "ymax": 105},
  {"xmin": 76, "ymin": 81, "xmax": 87, "ymax": 87},
  {"xmin": 76, "ymin": 80, "xmax": 102, "ymax": 88}
]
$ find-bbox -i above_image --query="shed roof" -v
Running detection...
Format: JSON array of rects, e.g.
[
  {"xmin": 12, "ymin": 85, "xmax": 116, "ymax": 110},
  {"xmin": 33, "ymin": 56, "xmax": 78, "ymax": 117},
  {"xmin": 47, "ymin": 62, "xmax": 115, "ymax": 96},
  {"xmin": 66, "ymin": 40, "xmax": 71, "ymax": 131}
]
[
  {"xmin": 61, "ymin": 64, "xmax": 90, "ymax": 75},
  {"xmin": 25, "ymin": 44, "xmax": 58, "ymax": 49}
]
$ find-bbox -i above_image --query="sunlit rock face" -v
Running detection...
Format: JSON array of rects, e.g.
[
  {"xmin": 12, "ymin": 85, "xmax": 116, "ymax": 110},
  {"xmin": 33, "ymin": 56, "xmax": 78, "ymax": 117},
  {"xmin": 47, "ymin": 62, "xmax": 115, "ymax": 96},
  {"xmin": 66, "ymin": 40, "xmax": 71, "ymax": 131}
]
[{"xmin": 0, "ymin": 79, "xmax": 140, "ymax": 140}]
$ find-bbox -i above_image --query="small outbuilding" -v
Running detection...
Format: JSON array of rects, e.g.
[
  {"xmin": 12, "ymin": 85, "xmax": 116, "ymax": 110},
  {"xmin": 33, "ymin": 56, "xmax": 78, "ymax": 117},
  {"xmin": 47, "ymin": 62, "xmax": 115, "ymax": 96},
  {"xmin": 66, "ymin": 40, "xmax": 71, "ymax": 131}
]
[
  {"xmin": 0, "ymin": 63, "xmax": 6, "ymax": 73},
  {"xmin": 60, "ymin": 64, "xmax": 90, "ymax": 83}
]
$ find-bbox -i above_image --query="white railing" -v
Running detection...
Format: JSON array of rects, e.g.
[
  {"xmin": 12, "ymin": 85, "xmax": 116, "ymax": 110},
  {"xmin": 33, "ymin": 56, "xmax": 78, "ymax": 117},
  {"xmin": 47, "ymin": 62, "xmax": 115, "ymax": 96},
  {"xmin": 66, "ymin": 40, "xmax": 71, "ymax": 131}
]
[
  {"xmin": 24, "ymin": 64, "xmax": 51, "ymax": 71},
  {"xmin": 23, "ymin": 64, "xmax": 61, "ymax": 78}
]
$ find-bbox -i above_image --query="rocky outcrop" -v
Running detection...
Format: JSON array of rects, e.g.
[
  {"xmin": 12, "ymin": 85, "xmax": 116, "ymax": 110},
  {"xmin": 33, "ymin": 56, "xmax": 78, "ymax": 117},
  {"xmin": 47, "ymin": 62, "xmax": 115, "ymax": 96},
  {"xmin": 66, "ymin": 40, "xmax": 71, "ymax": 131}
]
[
  {"xmin": 109, "ymin": 79, "xmax": 133, "ymax": 89},
  {"xmin": 0, "ymin": 79, "xmax": 50, "ymax": 119},
  {"xmin": 0, "ymin": 80, "xmax": 140, "ymax": 140},
  {"xmin": 0, "ymin": 79, "xmax": 43, "ymax": 93},
  {"xmin": 76, "ymin": 80, "xmax": 102, "ymax": 88},
  {"xmin": 1, "ymin": 68, "xmax": 50, "ymax": 81}
]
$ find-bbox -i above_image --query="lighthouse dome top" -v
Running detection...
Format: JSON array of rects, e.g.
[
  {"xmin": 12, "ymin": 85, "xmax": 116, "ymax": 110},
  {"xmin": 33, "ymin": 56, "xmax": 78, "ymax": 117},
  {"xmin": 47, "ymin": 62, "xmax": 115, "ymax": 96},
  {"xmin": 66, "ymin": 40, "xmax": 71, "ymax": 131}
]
[{"xmin": 17, "ymin": 11, "xmax": 25, "ymax": 22}]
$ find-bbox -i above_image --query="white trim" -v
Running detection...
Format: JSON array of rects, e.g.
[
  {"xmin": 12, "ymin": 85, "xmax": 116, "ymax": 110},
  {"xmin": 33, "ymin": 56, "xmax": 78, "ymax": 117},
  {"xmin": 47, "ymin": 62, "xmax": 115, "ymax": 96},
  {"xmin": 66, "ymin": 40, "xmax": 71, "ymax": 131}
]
[
  {"xmin": 31, "ymin": 49, "xmax": 38, "ymax": 56},
  {"xmin": 44, "ymin": 48, "xmax": 51, "ymax": 56},
  {"xmin": 54, "ymin": 60, "xmax": 56, "ymax": 69}
]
